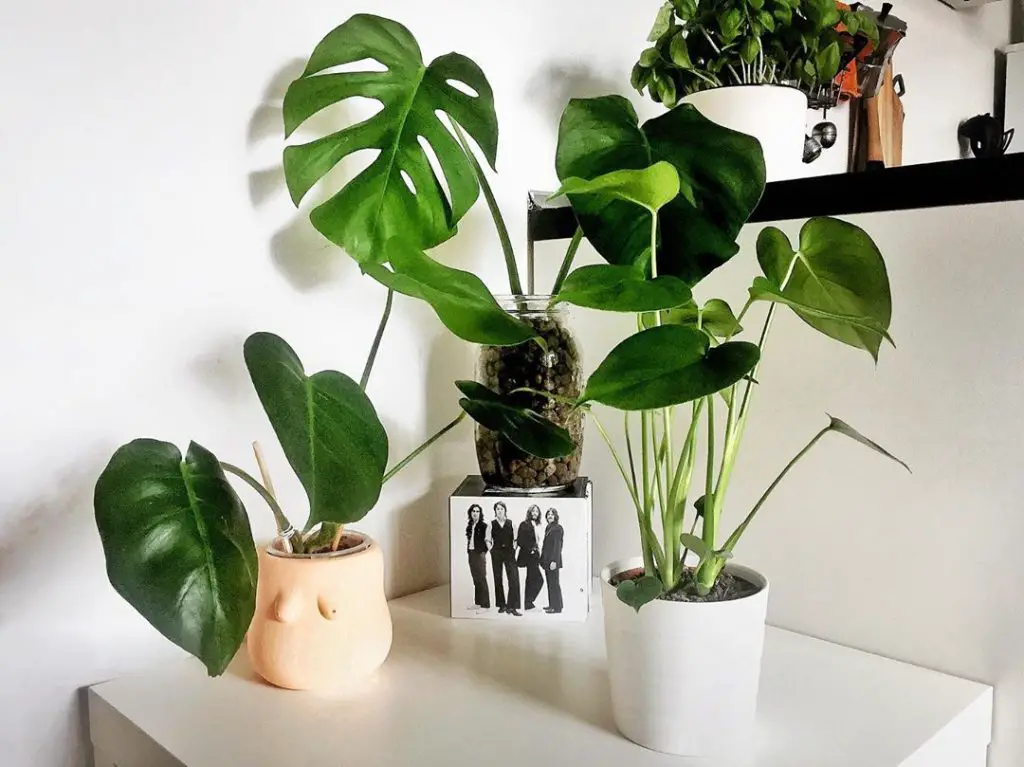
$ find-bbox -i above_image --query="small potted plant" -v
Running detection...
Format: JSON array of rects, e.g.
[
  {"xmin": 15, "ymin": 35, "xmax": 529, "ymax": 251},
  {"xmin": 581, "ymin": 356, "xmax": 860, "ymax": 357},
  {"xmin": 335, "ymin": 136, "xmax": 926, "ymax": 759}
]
[
  {"xmin": 632, "ymin": 0, "xmax": 879, "ymax": 179},
  {"xmin": 480, "ymin": 95, "xmax": 908, "ymax": 758},
  {"xmin": 280, "ymin": 14, "xmax": 585, "ymax": 490}
]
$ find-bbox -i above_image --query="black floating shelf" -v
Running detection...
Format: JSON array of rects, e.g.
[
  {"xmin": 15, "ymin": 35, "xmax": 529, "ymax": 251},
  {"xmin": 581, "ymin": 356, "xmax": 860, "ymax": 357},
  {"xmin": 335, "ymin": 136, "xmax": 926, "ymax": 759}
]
[{"xmin": 528, "ymin": 154, "xmax": 1024, "ymax": 242}]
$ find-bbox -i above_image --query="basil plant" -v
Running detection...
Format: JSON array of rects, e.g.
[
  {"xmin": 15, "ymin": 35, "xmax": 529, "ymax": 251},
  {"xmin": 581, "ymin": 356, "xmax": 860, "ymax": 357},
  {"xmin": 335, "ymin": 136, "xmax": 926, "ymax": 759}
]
[
  {"xmin": 634, "ymin": 0, "xmax": 880, "ymax": 107},
  {"xmin": 463, "ymin": 95, "xmax": 910, "ymax": 609}
]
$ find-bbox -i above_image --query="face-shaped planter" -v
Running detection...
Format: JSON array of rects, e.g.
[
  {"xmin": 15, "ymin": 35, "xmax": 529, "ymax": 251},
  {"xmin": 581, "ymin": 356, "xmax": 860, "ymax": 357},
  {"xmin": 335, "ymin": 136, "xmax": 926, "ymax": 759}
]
[{"xmin": 247, "ymin": 533, "xmax": 393, "ymax": 693}]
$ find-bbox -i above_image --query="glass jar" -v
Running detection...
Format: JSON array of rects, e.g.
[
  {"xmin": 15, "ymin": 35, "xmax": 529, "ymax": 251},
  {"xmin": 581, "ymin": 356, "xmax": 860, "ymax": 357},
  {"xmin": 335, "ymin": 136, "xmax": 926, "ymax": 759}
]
[{"xmin": 475, "ymin": 296, "xmax": 584, "ymax": 491}]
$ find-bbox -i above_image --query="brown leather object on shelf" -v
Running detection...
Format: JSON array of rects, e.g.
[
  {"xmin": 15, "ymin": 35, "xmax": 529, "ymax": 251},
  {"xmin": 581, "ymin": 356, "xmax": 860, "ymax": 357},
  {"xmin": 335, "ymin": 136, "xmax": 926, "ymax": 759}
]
[{"xmin": 865, "ymin": 63, "xmax": 905, "ymax": 167}]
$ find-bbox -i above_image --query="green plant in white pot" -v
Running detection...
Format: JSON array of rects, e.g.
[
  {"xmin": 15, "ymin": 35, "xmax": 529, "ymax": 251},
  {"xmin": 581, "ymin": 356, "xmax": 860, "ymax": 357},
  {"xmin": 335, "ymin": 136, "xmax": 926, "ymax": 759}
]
[
  {"xmin": 634, "ymin": 0, "xmax": 879, "ymax": 179},
  {"xmin": 482, "ymin": 95, "xmax": 909, "ymax": 758}
]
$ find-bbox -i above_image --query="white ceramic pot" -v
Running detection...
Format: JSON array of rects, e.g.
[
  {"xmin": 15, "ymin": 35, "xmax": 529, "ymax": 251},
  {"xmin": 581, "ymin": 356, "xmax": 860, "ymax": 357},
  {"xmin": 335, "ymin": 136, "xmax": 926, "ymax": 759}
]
[
  {"xmin": 601, "ymin": 557, "xmax": 769, "ymax": 761},
  {"xmin": 682, "ymin": 84, "xmax": 807, "ymax": 182}
]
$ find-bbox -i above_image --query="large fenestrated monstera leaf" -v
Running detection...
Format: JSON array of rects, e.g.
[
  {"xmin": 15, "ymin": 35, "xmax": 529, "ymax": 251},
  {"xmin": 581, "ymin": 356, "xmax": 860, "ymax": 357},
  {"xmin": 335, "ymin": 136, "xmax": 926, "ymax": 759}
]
[
  {"xmin": 555, "ymin": 97, "xmax": 765, "ymax": 287},
  {"xmin": 283, "ymin": 14, "xmax": 499, "ymax": 264},
  {"xmin": 244, "ymin": 333, "xmax": 389, "ymax": 529},
  {"xmin": 94, "ymin": 440, "xmax": 257, "ymax": 677}
]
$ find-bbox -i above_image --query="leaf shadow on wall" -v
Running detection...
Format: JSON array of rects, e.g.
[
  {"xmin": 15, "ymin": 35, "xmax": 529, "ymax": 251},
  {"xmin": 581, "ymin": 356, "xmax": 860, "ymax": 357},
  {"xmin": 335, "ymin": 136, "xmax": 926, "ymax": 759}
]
[
  {"xmin": 523, "ymin": 61, "xmax": 622, "ymax": 134},
  {"xmin": 249, "ymin": 59, "xmax": 363, "ymax": 292}
]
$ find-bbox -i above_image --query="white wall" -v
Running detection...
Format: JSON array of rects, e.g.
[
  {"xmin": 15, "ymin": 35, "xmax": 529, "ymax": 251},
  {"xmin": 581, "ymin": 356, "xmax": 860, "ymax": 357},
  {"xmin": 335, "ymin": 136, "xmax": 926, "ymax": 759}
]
[{"xmin": 0, "ymin": 1, "xmax": 1018, "ymax": 765}]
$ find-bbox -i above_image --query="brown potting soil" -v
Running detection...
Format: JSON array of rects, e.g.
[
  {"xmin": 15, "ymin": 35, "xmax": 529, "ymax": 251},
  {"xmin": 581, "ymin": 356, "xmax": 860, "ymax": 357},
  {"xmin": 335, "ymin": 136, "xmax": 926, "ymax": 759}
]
[{"xmin": 611, "ymin": 567, "xmax": 760, "ymax": 604}]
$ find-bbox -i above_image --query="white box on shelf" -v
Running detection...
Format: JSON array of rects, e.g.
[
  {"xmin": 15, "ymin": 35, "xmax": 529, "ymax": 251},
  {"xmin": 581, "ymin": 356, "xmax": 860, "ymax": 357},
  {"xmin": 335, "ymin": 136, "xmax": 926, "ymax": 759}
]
[{"xmin": 449, "ymin": 475, "xmax": 592, "ymax": 622}]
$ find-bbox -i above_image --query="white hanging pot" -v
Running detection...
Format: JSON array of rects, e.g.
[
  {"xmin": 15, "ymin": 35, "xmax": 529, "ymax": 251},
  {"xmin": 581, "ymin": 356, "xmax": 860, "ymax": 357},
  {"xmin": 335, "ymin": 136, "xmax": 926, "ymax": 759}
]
[
  {"xmin": 601, "ymin": 557, "xmax": 769, "ymax": 761},
  {"xmin": 682, "ymin": 84, "xmax": 808, "ymax": 182}
]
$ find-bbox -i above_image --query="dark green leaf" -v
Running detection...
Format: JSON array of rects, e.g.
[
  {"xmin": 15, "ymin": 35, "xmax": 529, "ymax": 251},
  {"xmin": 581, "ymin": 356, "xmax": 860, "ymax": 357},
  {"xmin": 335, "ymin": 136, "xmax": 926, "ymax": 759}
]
[
  {"xmin": 366, "ymin": 239, "xmax": 538, "ymax": 346},
  {"xmin": 639, "ymin": 47, "xmax": 660, "ymax": 67},
  {"xmin": 631, "ymin": 63, "xmax": 650, "ymax": 92},
  {"xmin": 282, "ymin": 14, "xmax": 498, "ymax": 264},
  {"xmin": 671, "ymin": 0, "xmax": 698, "ymax": 19},
  {"xmin": 615, "ymin": 575, "xmax": 665, "ymax": 612},
  {"xmin": 669, "ymin": 33, "xmax": 692, "ymax": 68},
  {"xmin": 815, "ymin": 41, "xmax": 842, "ymax": 81},
  {"xmin": 679, "ymin": 533, "xmax": 711, "ymax": 562},
  {"xmin": 758, "ymin": 10, "xmax": 776, "ymax": 31},
  {"xmin": 741, "ymin": 37, "xmax": 760, "ymax": 65},
  {"xmin": 244, "ymin": 333, "xmax": 388, "ymax": 528},
  {"xmin": 648, "ymin": 2, "xmax": 676, "ymax": 41},
  {"xmin": 839, "ymin": 10, "xmax": 860, "ymax": 35},
  {"xmin": 769, "ymin": 217, "xmax": 893, "ymax": 361},
  {"xmin": 550, "ymin": 162, "xmax": 687, "ymax": 213},
  {"xmin": 719, "ymin": 8, "xmax": 744, "ymax": 41},
  {"xmin": 827, "ymin": 415, "xmax": 911, "ymax": 473},
  {"xmin": 756, "ymin": 226, "xmax": 796, "ymax": 288},
  {"xmin": 95, "ymin": 440, "xmax": 257, "ymax": 676},
  {"xmin": 456, "ymin": 381, "xmax": 576, "ymax": 459},
  {"xmin": 556, "ymin": 97, "xmax": 765, "ymax": 287},
  {"xmin": 642, "ymin": 298, "xmax": 743, "ymax": 338},
  {"xmin": 693, "ymin": 495, "xmax": 707, "ymax": 518},
  {"xmin": 554, "ymin": 264, "xmax": 692, "ymax": 313},
  {"xmin": 579, "ymin": 325, "xmax": 760, "ymax": 410},
  {"xmin": 773, "ymin": 5, "xmax": 793, "ymax": 26},
  {"xmin": 749, "ymin": 276, "xmax": 894, "ymax": 346},
  {"xmin": 657, "ymin": 76, "xmax": 679, "ymax": 109},
  {"xmin": 856, "ymin": 15, "xmax": 880, "ymax": 43}
]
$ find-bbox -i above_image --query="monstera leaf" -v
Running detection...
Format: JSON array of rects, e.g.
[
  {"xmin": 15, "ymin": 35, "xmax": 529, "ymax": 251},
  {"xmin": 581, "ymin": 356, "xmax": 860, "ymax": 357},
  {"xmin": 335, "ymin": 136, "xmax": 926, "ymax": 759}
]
[
  {"xmin": 283, "ymin": 14, "xmax": 499, "ymax": 264},
  {"xmin": 94, "ymin": 440, "xmax": 257, "ymax": 676},
  {"xmin": 244, "ymin": 333, "xmax": 389, "ymax": 529},
  {"xmin": 755, "ymin": 218, "xmax": 893, "ymax": 360},
  {"xmin": 579, "ymin": 325, "xmax": 760, "ymax": 411},
  {"xmin": 556, "ymin": 97, "xmax": 765, "ymax": 286},
  {"xmin": 364, "ymin": 239, "xmax": 538, "ymax": 346}
]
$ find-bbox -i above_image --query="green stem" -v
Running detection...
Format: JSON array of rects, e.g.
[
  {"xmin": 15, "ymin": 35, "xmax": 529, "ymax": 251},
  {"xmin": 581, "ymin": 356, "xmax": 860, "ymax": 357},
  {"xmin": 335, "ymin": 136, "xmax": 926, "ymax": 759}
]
[
  {"xmin": 509, "ymin": 386, "xmax": 579, "ymax": 407},
  {"xmin": 703, "ymin": 395, "xmax": 717, "ymax": 551},
  {"xmin": 222, "ymin": 463, "xmax": 298, "ymax": 550},
  {"xmin": 451, "ymin": 120, "xmax": 522, "ymax": 296},
  {"xmin": 624, "ymin": 411, "xmax": 639, "ymax": 498},
  {"xmin": 551, "ymin": 227, "xmax": 583, "ymax": 295},
  {"xmin": 382, "ymin": 412, "xmax": 467, "ymax": 484},
  {"xmin": 360, "ymin": 288, "xmax": 394, "ymax": 390},
  {"xmin": 722, "ymin": 426, "xmax": 830, "ymax": 552}
]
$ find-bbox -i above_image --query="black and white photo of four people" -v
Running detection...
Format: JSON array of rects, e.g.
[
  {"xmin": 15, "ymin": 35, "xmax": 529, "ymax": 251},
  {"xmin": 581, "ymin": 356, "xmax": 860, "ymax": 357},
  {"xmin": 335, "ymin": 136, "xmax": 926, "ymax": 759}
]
[{"xmin": 466, "ymin": 502, "xmax": 564, "ymax": 615}]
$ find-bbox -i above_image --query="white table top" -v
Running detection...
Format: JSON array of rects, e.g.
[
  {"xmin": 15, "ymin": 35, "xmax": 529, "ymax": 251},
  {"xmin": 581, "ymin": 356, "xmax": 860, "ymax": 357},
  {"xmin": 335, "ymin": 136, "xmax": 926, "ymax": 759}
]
[{"xmin": 89, "ymin": 585, "xmax": 993, "ymax": 767}]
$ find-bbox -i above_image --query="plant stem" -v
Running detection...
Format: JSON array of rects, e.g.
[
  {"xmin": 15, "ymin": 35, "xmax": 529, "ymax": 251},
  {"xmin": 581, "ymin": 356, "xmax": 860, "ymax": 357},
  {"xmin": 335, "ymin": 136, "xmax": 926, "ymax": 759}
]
[
  {"xmin": 222, "ymin": 462, "xmax": 298, "ymax": 548},
  {"xmin": 382, "ymin": 412, "xmax": 468, "ymax": 483},
  {"xmin": 624, "ymin": 411, "xmax": 639, "ymax": 498},
  {"xmin": 551, "ymin": 227, "xmax": 583, "ymax": 295},
  {"xmin": 722, "ymin": 426, "xmax": 830, "ymax": 551},
  {"xmin": 360, "ymin": 288, "xmax": 394, "ymax": 390},
  {"xmin": 703, "ymin": 395, "xmax": 717, "ymax": 551},
  {"xmin": 450, "ymin": 120, "xmax": 522, "ymax": 296}
]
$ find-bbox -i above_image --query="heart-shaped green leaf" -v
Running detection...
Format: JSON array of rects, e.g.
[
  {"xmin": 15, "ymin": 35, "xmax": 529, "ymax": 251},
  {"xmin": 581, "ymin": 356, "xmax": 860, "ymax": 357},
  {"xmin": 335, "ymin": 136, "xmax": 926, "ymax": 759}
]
[
  {"xmin": 282, "ymin": 14, "xmax": 498, "ymax": 264},
  {"xmin": 553, "ymin": 264, "xmax": 692, "ymax": 313},
  {"xmin": 749, "ymin": 277, "xmax": 894, "ymax": 346},
  {"xmin": 679, "ymin": 533, "xmax": 711, "ymax": 563},
  {"xmin": 244, "ymin": 333, "xmax": 389, "ymax": 529},
  {"xmin": 642, "ymin": 297, "xmax": 743, "ymax": 338},
  {"xmin": 579, "ymin": 325, "xmax": 760, "ymax": 411},
  {"xmin": 756, "ymin": 219, "xmax": 893, "ymax": 360},
  {"xmin": 365, "ymin": 239, "xmax": 537, "ymax": 346},
  {"xmin": 615, "ymin": 574, "xmax": 665, "ymax": 612},
  {"xmin": 456, "ymin": 381, "xmax": 576, "ymax": 459},
  {"xmin": 549, "ymin": 162, "xmax": 689, "ymax": 214},
  {"xmin": 827, "ymin": 415, "xmax": 911, "ymax": 473},
  {"xmin": 556, "ymin": 98, "xmax": 765, "ymax": 287},
  {"xmin": 94, "ymin": 440, "xmax": 257, "ymax": 677}
]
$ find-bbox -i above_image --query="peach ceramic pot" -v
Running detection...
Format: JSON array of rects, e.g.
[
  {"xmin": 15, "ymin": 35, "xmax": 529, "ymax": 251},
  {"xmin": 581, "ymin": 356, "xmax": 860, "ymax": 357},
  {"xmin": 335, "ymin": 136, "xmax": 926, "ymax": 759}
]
[{"xmin": 247, "ymin": 532, "xmax": 393, "ymax": 693}]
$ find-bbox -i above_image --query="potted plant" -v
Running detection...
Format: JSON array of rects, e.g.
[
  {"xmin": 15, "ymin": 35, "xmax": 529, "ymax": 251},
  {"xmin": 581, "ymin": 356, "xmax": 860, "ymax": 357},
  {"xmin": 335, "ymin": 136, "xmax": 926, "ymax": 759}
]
[
  {"xmin": 467, "ymin": 95, "xmax": 908, "ymax": 758},
  {"xmin": 279, "ymin": 14, "xmax": 585, "ymax": 490},
  {"xmin": 633, "ymin": 0, "xmax": 879, "ymax": 179},
  {"xmin": 94, "ymin": 332, "xmax": 479, "ymax": 690},
  {"xmin": 93, "ymin": 14, "xmax": 579, "ymax": 689}
]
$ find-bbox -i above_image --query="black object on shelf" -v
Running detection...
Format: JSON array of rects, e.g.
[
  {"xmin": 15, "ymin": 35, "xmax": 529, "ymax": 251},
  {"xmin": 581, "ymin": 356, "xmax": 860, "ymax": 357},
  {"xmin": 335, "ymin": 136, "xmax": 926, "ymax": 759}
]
[{"xmin": 527, "ymin": 155, "xmax": 1024, "ymax": 242}]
